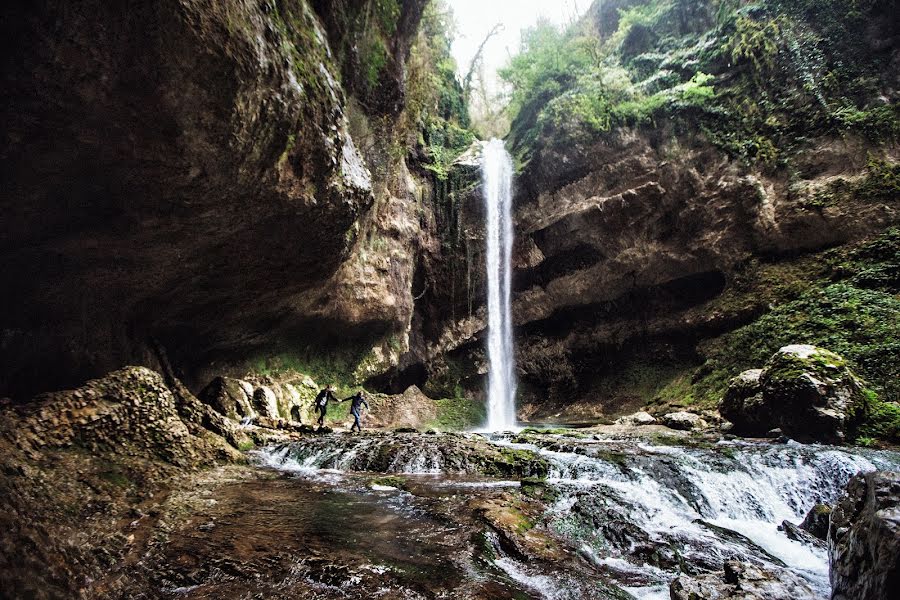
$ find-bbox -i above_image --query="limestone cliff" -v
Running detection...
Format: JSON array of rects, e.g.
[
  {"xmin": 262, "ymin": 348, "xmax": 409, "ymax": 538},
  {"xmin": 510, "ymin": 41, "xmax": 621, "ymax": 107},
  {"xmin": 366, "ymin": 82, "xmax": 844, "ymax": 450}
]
[
  {"xmin": 405, "ymin": 0, "xmax": 900, "ymax": 426},
  {"xmin": 0, "ymin": 0, "xmax": 434, "ymax": 398}
]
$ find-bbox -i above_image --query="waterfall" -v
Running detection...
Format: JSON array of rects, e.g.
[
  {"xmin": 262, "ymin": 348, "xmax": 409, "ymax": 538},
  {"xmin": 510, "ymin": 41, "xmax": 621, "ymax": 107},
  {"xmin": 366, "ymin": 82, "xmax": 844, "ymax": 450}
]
[{"xmin": 482, "ymin": 139, "xmax": 517, "ymax": 431}]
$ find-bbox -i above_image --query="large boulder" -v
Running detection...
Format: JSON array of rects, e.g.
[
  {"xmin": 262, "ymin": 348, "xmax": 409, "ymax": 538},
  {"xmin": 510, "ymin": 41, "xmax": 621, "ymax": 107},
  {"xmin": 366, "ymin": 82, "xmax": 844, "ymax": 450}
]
[
  {"xmin": 616, "ymin": 411, "xmax": 658, "ymax": 426},
  {"xmin": 720, "ymin": 345, "xmax": 868, "ymax": 442},
  {"xmin": 662, "ymin": 411, "xmax": 708, "ymax": 431},
  {"xmin": 829, "ymin": 471, "xmax": 900, "ymax": 600},
  {"xmin": 198, "ymin": 377, "xmax": 256, "ymax": 421},
  {"xmin": 366, "ymin": 386, "xmax": 438, "ymax": 430}
]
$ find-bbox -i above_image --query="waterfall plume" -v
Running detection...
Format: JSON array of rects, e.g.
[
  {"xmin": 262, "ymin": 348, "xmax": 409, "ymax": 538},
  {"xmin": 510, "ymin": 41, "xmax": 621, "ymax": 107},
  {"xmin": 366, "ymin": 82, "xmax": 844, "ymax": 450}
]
[{"xmin": 482, "ymin": 139, "xmax": 517, "ymax": 431}]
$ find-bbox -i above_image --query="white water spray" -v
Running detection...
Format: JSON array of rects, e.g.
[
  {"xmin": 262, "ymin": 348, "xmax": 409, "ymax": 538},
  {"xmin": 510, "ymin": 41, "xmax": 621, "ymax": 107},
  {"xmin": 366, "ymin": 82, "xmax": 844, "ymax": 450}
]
[{"xmin": 482, "ymin": 139, "xmax": 517, "ymax": 431}]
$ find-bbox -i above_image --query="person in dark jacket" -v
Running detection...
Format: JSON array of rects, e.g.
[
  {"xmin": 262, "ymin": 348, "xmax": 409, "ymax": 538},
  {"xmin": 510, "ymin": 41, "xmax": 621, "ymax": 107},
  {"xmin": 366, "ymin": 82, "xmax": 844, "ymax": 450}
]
[
  {"xmin": 344, "ymin": 391, "xmax": 370, "ymax": 433},
  {"xmin": 313, "ymin": 385, "xmax": 338, "ymax": 429}
]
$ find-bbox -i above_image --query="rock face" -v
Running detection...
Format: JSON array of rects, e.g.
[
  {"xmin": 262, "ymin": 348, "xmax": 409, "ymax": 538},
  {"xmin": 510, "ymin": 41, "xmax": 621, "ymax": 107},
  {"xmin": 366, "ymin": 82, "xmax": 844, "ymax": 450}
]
[
  {"xmin": 720, "ymin": 345, "xmax": 868, "ymax": 442},
  {"xmin": 0, "ymin": 0, "xmax": 426, "ymax": 399},
  {"xmin": 829, "ymin": 471, "xmax": 900, "ymax": 600},
  {"xmin": 399, "ymin": 0, "xmax": 900, "ymax": 419},
  {"xmin": 199, "ymin": 373, "xmax": 319, "ymax": 424},
  {"xmin": 416, "ymin": 120, "xmax": 899, "ymax": 417}
]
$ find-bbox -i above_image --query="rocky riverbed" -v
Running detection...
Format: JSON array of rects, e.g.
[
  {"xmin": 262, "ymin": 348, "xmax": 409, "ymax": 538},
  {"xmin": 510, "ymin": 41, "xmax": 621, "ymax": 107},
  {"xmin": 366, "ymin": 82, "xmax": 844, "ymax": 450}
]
[{"xmin": 65, "ymin": 429, "xmax": 897, "ymax": 599}]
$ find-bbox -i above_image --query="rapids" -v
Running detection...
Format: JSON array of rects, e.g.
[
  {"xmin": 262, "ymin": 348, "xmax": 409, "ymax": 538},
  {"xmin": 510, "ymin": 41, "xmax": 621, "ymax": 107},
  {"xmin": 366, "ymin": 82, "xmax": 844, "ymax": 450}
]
[{"xmin": 255, "ymin": 431, "xmax": 900, "ymax": 599}]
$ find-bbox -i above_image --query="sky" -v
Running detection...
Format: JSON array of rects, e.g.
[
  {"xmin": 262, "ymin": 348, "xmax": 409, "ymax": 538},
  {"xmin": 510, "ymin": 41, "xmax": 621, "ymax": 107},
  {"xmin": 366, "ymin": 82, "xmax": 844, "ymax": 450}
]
[{"xmin": 449, "ymin": 0, "xmax": 589, "ymax": 93}]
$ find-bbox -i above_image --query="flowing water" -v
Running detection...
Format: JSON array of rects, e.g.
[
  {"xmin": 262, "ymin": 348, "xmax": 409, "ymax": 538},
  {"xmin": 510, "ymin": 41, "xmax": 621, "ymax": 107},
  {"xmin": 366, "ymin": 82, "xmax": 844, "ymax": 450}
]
[
  {"xmin": 249, "ymin": 432, "xmax": 900, "ymax": 599},
  {"xmin": 482, "ymin": 139, "xmax": 518, "ymax": 431}
]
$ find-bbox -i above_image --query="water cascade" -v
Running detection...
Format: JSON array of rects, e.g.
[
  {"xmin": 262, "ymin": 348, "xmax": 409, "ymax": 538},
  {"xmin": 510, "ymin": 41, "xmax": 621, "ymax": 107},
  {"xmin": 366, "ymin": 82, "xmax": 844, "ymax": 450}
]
[
  {"xmin": 482, "ymin": 138, "xmax": 517, "ymax": 431},
  {"xmin": 258, "ymin": 434, "xmax": 900, "ymax": 599}
]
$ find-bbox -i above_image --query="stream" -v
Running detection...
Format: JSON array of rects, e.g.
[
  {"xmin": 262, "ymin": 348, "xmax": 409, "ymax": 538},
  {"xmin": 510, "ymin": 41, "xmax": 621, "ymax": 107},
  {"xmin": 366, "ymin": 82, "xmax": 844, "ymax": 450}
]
[{"xmin": 147, "ymin": 431, "xmax": 899, "ymax": 599}]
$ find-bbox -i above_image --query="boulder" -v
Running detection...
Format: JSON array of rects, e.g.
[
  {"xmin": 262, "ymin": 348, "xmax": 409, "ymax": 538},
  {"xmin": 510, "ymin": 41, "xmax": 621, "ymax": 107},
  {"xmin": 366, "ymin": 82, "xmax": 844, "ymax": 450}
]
[
  {"xmin": 670, "ymin": 560, "xmax": 814, "ymax": 599},
  {"xmin": 616, "ymin": 411, "xmax": 657, "ymax": 426},
  {"xmin": 829, "ymin": 471, "xmax": 900, "ymax": 600},
  {"xmin": 197, "ymin": 377, "xmax": 256, "ymax": 421},
  {"xmin": 662, "ymin": 411, "xmax": 707, "ymax": 431},
  {"xmin": 366, "ymin": 385, "xmax": 438, "ymax": 429},
  {"xmin": 252, "ymin": 386, "xmax": 281, "ymax": 419},
  {"xmin": 720, "ymin": 345, "xmax": 868, "ymax": 442},
  {"xmin": 800, "ymin": 503, "xmax": 832, "ymax": 541}
]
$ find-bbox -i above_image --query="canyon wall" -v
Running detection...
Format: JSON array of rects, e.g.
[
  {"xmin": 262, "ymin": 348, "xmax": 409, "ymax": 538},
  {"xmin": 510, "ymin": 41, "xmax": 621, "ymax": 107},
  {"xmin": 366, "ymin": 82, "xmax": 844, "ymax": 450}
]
[{"xmin": 0, "ymin": 0, "xmax": 440, "ymax": 399}]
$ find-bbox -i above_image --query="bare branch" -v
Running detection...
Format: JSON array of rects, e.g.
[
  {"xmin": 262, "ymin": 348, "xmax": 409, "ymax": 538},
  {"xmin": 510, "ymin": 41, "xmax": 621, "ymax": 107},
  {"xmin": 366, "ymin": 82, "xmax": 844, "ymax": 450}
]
[{"xmin": 463, "ymin": 23, "xmax": 504, "ymax": 103}]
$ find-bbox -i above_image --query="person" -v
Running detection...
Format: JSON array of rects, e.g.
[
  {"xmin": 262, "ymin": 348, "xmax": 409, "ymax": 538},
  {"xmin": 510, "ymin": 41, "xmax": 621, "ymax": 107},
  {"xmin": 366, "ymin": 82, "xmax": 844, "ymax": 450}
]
[
  {"xmin": 343, "ymin": 391, "xmax": 370, "ymax": 433},
  {"xmin": 313, "ymin": 385, "xmax": 338, "ymax": 429}
]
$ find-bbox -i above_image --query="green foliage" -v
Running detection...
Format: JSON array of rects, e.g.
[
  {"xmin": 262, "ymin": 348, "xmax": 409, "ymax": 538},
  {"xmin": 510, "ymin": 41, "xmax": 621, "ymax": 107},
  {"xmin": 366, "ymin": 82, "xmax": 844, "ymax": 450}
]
[
  {"xmin": 833, "ymin": 105, "xmax": 900, "ymax": 140},
  {"xmin": 406, "ymin": 1, "xmax": 475, "ymax": 180},
  {"xmin": 655, "ymin": 228, "xmax": 900, "ymax": 413},
  {"xmin": 428, "ymin": 397, "xmax": 486, "ymax": 430},
  {"xmin": 855, "ymin": 396, "xmax": 900, "ymax": 443},
  {"xmin": 801, "ymin": 157, "xmax": 900, "ymax": 210},
  {"xmin": 250, "ymin": 350, "xmax": 368, "ymax": 399},
  {"xmin": 422, "ymin": 119, "xmax": 475, "ymax": 179},
  {"xmin": 362, "ymin": 37, "xmax": 389, "ymax": 88},
  {"xmin": 702, "ymin": 284, "xmax": 900, "ymax": 401},
  {"xmin": 724, "ymin": 16, "xmax": 783, "ymax": 74},
  {"xmin": 373, "ymin": 0, "xmax": 401, "ymax": 37},
  {"xmin": 499, "ymin": 19, "xmax": 596, "ymax": 121},
  {"xmin": 501, "ymin": 0, "xmax": 899, "ymax": 166},
  {"xmin": 691, "ymin": 227, "xmax": 900, "ymax": 409}
]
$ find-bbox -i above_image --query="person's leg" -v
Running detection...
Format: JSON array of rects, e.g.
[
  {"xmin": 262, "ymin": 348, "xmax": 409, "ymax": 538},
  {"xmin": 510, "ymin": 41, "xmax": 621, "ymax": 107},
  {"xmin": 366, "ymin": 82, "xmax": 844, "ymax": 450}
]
[
  {"xmin": 351, "ymin": 410, "xmax": 360, "ymax": 432},
  {"xmin": 317, "ymin": 409, "xmax": 324, "ymax": 428}
]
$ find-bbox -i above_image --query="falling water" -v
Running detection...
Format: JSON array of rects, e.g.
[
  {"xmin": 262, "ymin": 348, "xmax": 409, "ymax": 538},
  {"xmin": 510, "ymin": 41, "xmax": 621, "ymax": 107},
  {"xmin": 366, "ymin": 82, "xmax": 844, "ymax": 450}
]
[{"xmin": 482, "ymin": 139, "xmax": 517, "ymax": 431}]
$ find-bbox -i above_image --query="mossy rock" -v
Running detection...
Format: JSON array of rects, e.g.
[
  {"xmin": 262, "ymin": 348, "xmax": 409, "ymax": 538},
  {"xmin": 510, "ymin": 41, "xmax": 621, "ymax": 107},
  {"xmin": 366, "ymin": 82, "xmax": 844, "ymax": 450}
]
[{"xmin": 721, "ymin": 345, "xmax": 870, "ymax": 442}]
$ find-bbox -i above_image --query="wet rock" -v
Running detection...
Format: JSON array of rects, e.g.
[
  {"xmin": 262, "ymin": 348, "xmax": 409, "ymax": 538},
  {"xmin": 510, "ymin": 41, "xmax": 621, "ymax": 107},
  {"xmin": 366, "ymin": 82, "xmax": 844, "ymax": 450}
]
[
  {"xmin": 266, "ymin": 433, "xmax": 549, "ymax": 478},
  {"xmin": 0, "ymin": 367, "xmax": 244, "ymax": 596},
  {"xmin": 829, "ymin": 471, "xmax": 900, "ymax": 600},
  {"xmin": 694, "ymin": 520, "xmax": 786, "ymax": 567},
  {"xmin": 778, "ymin": 519, "xmax": 825, "ymax": 549},
  {"xmin": 800, "ymin": 503, "xmax": 831, "ymax": 540},
  {"xmin": 720, "ymin": 345, "xmax": 868, "ymax": 443},
  {"xmin": 670, "ymin": 561, "xmax": 815, "ymax": 599},
  {"xmin": 472, "ymin": 494, "xmax": 563, "ymax": 561},
  {"xmin": 662, "ymin": 411, "xmax": 708, "ymax": 431}
]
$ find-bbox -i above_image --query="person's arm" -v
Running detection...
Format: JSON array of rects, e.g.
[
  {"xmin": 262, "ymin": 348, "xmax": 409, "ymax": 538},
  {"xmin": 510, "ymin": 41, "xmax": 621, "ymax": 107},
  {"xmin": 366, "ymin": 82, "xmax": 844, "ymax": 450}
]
[{"xmin": 362, "ymin": 398, "xmax": 369, "ymax": 410}]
